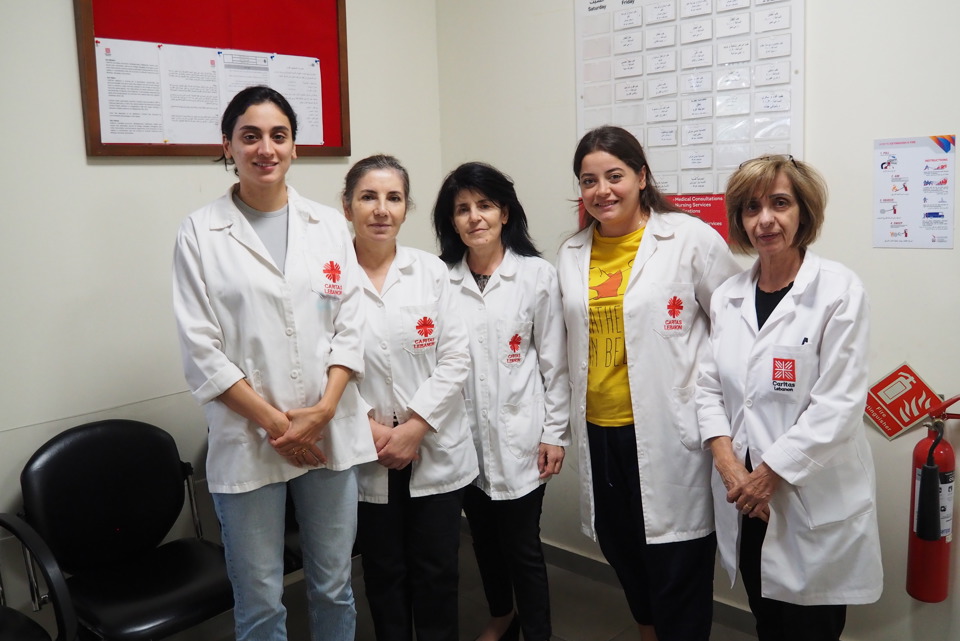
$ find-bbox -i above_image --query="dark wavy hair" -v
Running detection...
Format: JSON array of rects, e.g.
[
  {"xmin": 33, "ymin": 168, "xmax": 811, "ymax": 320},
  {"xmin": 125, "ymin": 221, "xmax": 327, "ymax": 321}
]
[
  {"xmin": 216, "ymin": 86, "xmax": 298, "ymax": 172},
  {"xmin": 432, "ymin": 162, "xmax": 541, "ymax": 264},
  {"xmin": 573, "ymin": 125, "xmax": 684, "ymax": 229}
]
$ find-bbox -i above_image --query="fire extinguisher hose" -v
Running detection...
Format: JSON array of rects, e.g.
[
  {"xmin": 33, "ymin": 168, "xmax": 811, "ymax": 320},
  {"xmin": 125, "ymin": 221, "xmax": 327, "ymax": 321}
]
[{"xmin": 916, "ymin": 423, "xmax": 944, "ymax": 541}]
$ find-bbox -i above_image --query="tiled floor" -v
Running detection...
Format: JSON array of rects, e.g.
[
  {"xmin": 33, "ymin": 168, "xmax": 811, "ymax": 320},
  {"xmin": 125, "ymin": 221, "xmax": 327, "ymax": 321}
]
[{"xmin": 281, "ymin": 528, "xmax": 756, "ymax": 641}]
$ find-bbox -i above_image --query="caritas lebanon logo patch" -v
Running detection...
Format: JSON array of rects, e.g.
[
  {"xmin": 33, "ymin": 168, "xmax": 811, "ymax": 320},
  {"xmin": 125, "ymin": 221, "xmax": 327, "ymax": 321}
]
[
  {"xmin": 506, "ymin": 334, "xmax": 523, "ymax": 364},
  {"xmin": 322, "ymin": 260, "xmax": 343, "ymax": 296},
  {"xmin": 663, "ymin": 296, "xmax": 684, "ymax": 331},
  {"xmin": 413, "ymin": 317, "xmax": 436, "ymax": 350},
  {"xmin": 772, "ymin": 357, "xmax": 796, "ymax": 391}
]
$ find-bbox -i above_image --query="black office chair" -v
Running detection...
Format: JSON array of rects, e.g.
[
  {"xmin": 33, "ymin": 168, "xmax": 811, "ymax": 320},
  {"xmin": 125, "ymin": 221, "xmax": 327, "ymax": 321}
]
[
  {"xmin": 0, "ymin": 513, "xmax": 78, "ymax": 641},
  {"xmin": 19, "ymin": 419, "xmax": 234, "ymax": 640}
]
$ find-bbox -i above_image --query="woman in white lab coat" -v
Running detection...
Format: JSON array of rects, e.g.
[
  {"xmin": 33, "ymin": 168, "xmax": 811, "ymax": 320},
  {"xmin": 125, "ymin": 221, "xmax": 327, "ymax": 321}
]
[
  {"xmin": 696, "ymin": 155, "xmax": 882, "ymax": 641},
  {"xmin": 345, "ymin": 155, "xmax": 478, "ymax": 641},
  {"xmin": 433, "ymin": 162, "xmax": 569, "ymax": 641},
  {"xmin": 172, "ymin": 86, "xmax": 375, "ymax": 641},
  {"xmin": 556, "ymin": 126, "xmax": 740, "ymax": 641}
]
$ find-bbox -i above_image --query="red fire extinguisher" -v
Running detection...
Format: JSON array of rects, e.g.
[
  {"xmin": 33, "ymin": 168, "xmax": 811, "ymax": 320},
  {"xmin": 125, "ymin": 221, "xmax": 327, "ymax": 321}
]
[{"xmin": 906, "ymin": 396, "xmax": 959, "ymax": 603}]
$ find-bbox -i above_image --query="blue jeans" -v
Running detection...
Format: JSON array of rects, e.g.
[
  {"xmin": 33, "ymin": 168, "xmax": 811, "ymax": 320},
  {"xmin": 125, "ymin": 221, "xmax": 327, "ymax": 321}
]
[{"xmin": 213, "ymin": 467, "xmax": 359, "ymax": 641}]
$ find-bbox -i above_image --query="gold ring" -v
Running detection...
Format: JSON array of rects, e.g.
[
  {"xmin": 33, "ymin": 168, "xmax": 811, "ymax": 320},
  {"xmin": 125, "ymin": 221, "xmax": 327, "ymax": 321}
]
[
  {"xmin": 295, "ymin": 447, "xmax": 306, "ymax": 455},
  {"xmin": 743, "ymin": 504, "xmax": 752, "ymax": 511}
]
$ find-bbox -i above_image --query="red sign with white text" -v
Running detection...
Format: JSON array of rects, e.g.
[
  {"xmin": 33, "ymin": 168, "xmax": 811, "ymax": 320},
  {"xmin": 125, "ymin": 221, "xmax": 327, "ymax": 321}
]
[
  {"xmin": 667, "ymin": 194, "xmax": 729, "ymax": 239},
  {"xmin": 865, "ymin": 363, "xmax": 938, "ymax": 440}
]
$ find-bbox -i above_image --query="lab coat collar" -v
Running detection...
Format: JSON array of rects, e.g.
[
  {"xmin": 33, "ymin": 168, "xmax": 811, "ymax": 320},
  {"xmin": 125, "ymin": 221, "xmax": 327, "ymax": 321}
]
[
  {"xmin": 732, "ymin": 250, "xmax": 822, "ymax": 333},
  {"xmin": 208, "ymin": 184, "xmax": 318, "ymax": 230},
  {"xmin": 207, "ymin": 184, "xmax": 314, "ymax": 273},
  {"xmin": 562, "ymin": 212, "xmax": 680, "ymax": 287},
  {"xmin": 449, "ymin": 248, "xmax": 520, "ymax": 294},
  {"xmin": 382, "ymin": 245, "xmax": 417, "ymax": 295}
]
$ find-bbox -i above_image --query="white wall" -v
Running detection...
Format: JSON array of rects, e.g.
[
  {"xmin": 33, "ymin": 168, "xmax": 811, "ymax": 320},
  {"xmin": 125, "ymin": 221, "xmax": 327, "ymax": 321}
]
[
  {"xmin": 3, "ymin": 1, "xmax": 960, "ymax": 640},
  {"xmin": 0, "ymin": 1, "xmax": 443, "ymax": 635},
  {"xmin": 0, "ymin": 0, "xmax": 444, "ymax": 501},
  {"xmin": 436, "ymin": 2, "xmax": 960, "ymax": 640}
]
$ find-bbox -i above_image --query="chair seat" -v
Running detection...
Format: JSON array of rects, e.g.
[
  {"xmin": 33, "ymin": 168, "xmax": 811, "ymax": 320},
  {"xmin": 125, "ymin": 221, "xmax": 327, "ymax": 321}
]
[
  {"xmin": 0, "ymin": 606, "xmax": 52, "ymax": 641},
  {"xmin": 67, "ymin": 539, "xmax": 233, "ymax": 641}
]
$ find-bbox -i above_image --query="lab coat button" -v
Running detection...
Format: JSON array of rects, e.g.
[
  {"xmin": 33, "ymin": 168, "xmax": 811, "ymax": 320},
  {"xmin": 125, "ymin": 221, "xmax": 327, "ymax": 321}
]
[
  {"xmin": 380, "ymin": 341, "xmax": 388, "ymax": 350},
  {"xmin": 479, "ymin": 374, "xmax": 486, "ymax": 381},
  {"xmin": 745, "ymin": 399, "xmax": 753, "ymax": 408},
  {"xmin": 481, "ymin": 409, "xmax": 488, "ymax": 417},
  {"xmin": 735, "ymin": 441, "xmax": 743, "ymax": 450},
  {"xmin": 285, "ymin": 328, "xmax": 294, "ymax": 336},
  {"xmin": 386, "ymin": 377, "xmax": 392, "ymax": 385},
  {"xmin": 478, "ymin": 336, "xmax": 485, "ymax": 343},
  {"xmin": 290, "ymin": 370, "xmax": 299, "ymax": 380}
]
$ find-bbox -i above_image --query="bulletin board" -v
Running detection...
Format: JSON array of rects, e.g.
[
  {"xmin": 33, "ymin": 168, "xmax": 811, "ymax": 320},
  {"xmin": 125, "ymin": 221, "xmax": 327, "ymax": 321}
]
[{"xmin": 73, "ymin": 0, "xmax": 350, "ymax": 156}]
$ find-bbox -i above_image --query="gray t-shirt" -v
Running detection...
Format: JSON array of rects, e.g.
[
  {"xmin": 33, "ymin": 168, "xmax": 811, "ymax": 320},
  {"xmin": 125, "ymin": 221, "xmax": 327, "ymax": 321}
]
[{"xmin": 232, "ymin": 190, "xmax": 289, "ymax": 273}]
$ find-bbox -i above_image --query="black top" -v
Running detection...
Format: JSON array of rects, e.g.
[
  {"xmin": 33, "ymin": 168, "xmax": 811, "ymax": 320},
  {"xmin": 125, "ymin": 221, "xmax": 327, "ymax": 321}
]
[{"xmin": 755, "ymin": 282, "xmax": 793, "ymax": 329}]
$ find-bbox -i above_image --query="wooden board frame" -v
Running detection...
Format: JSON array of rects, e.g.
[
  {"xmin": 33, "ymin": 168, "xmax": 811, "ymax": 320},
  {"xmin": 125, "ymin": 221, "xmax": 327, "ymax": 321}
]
[{"xmin": 73, "ymin": 0, "xmax": 350, "ymax": 157}]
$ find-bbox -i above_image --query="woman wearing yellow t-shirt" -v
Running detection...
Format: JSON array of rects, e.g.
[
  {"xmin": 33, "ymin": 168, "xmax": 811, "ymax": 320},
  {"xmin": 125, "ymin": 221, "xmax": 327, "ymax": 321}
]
[{"xmin": 556, "ymin": 126, "xmax": 739, "ymax": 641}]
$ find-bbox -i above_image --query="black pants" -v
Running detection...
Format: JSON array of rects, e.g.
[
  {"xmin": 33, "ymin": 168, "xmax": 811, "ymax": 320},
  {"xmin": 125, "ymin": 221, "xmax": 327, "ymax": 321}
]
[
  {"xmin": 739, "ymin": 513, "xmax": 847, "ymax": 641},
  {"xmin": 587, "ymin": 422, "xmax": 715, "ymax": 641},
  {"xmin": 356, "ymin": 466, "xmax": 465, "ymax": 641},
  {"xmin": 463, "ymin": 483, "xmax": 551, "ymax": 641}
]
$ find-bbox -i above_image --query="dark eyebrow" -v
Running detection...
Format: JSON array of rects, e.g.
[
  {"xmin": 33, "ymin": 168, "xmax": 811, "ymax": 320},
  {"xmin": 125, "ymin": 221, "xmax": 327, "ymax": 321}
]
[{"xmin": 237, "ymin": 125, "xmax": 290, "ymax": 134}]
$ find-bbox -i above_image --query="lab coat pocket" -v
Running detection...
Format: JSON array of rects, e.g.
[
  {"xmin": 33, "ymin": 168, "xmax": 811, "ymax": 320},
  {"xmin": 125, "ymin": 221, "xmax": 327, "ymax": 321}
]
[
  {"xmin": 501, "ymin": 400, "xmax": 542, "ymax": 459},
  {"xmin": 793, "ymin": 456, "xmax": 874, "ymax": 528},
  {"xmin": 498, "ymin": 320, "xmax": 533, "ymax": 370},
  {"xmin": 670, "ymin": 384, "xmax": 701, "ymax": 450},
  {"xmin": 760, "ymin": 344, "xmax": 817, "ymax": 405},
  {"xmin": 652, "ymin": 283, "xmax": 696, "ymax": 339},
  {"xmin": 306, "ymin": 250, "xmax": 347, "ymax": 299},
  {"xmin": 399, "ymin": 303, "xmax": 440, "ymax": 359}
]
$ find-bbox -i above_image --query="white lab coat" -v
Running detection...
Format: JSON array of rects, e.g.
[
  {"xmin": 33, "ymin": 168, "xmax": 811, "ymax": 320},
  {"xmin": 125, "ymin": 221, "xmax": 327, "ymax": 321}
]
[
  {"xmin": 173, "ymin": 186, "xmax": 376, "ymax": 494},
  {"xmin": 557, "ymin": 212, "xmax": 740, "ymax": 542},
  {"xmin": 449, "ymin": 251, "xmax": 570, "ymax": 500},
  {"xmin": 696, "ymin": 251, "xmax": 883, "ymax": 605},
  {"xmin": 355, "ymin": 246, "xmax": 479, "ymax": 502}
]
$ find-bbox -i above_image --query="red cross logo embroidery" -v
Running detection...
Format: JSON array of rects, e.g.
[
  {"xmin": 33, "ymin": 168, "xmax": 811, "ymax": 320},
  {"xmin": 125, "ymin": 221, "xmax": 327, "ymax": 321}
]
[
  {"xmin": 416, "ymin": 317, "xmax": 435, "ymax": 337},
  {"xmin": 323, "ymin": 261, "xmax": 341, "ymax": 283},
  {"xmin": 667, "ymin": 296, "xmax": 684, "ymax": 318},
  {"xmin": 773, "ymin": 358, "xmax": 796, "ymax": 382},
  {"xmin": 509, "ymin": 334, "xmax": 522, "ymax": 353}
]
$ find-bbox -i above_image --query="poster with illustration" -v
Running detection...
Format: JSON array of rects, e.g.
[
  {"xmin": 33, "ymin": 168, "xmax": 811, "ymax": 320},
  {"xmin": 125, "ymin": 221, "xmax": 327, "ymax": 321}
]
[{"xmin": 874, "ymin": 135, "xmax": 955, "ymax": 249}]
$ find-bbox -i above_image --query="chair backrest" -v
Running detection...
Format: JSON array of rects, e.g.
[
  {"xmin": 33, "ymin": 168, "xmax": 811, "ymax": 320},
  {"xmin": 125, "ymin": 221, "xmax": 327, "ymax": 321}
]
[
  {"xmin": 20, "ymin": 420, "xmax": 188, "ymax": 576},
  {"xmin": 0, "ymin": 513, "xmax": 78, "ymax": 641}
]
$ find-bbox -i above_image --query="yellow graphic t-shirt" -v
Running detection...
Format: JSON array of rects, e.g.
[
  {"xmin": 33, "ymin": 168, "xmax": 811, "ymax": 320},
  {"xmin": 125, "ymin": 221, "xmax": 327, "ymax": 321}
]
[{"xmin": 586, "ymin": 226, "xmax": 643, "ymax": 426}]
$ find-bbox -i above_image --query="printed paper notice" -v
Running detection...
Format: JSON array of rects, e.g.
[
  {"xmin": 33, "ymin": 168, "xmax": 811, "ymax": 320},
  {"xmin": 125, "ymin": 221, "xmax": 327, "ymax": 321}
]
[
  {"xmin": 94, "ymin": 37, "xmax": 324, "ymax": 146},
  {"xmin": 874, "ymin": 135, "xmax": 956, "ymax": 248},
  {"xmin": 96, "ymin": 39, "xmax": 164, "ymax": 143}
]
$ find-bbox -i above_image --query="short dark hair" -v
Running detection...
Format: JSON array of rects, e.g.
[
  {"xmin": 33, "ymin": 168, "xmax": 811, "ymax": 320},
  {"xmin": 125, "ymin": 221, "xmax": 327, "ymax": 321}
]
[
  {"xmin": 216, "ymin": 86, "xmax": 298, "ymax": 172},
  {"xmin": 341, "ymin": 154, "xmax": 412, "ymax": 210},
  {"xmin": 432, "ymin": 162, "xmax": 541, "ymax": 265},
  {"xmin": 573, "ymin": 125, "xmax": 684, "ymax": 229},
  {"xmin": 725, "ymin": 156, "xmax": 827, "ymax": 253}
]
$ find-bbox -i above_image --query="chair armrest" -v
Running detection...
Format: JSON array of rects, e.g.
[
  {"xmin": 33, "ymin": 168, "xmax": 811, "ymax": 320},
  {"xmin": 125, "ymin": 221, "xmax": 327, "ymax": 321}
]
[{"xmin": 0, "ymin": 513, "xmax": 79, "ymax": 641}]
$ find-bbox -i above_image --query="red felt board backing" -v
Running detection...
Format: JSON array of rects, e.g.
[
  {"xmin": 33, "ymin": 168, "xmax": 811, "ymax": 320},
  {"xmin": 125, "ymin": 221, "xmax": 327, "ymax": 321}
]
[{"xmin": 74, "ymin": 0, "xmax": 349, "ymax": 156}]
